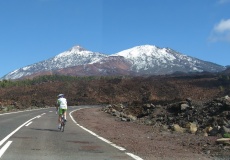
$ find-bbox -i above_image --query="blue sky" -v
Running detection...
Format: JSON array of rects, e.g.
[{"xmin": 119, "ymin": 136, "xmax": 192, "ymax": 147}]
[{"xmin": 0, "ymin": 0, "xmax": 230, "ymax": 77}]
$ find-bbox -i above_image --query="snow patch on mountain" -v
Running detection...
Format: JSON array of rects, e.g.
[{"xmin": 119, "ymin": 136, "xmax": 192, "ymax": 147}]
[
  {"xmin": 112, "ymin": 45, "xmax": 178, "ymax": 72},
  {"xmin": 114, "ymin": 45, "xmax": 176, "ymax": 61}
]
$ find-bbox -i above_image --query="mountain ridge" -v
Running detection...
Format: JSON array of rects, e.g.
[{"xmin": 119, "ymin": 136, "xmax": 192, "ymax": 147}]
[{"xmin": 1, "ymin": 44, "xmax": 226, "ymax": 80}]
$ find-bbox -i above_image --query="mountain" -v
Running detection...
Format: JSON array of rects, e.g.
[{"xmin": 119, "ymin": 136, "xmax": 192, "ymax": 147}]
[
  {"xmin": 1, "ymin": 45, "xmax": 226, "ymax": 80},
  {"xmin": 221, "ymin": 66, "xmax": 230, "ymax": 75},
  {"xmin": 1, "ymin": 46, "xmax": 107, "ymax": 79},
  {"xmin": 112, "ymin": 45, "xmax": 225, "ymax": 75}
]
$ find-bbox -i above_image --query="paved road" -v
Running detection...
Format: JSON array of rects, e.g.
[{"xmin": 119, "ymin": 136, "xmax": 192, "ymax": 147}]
[{"xmin": 0, "ymin": 106, "xmax": 140, "ymax": 160}]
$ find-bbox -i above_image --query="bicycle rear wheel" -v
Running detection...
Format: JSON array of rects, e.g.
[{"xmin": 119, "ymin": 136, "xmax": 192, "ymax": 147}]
[{"xmin": 61, "ymin": 121, "xmax": 65, "ymax": 132}]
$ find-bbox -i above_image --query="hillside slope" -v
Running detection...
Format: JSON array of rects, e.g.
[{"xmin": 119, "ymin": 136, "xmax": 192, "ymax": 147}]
[{"xmin": 0, "ymin": 73, "xmax": 229, "ymax": 110}]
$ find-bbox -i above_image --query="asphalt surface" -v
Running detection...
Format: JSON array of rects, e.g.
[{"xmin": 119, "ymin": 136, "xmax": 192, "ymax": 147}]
[{"xmin": 0, "ymin": 106, "xmax": 136, "ymax": 160}]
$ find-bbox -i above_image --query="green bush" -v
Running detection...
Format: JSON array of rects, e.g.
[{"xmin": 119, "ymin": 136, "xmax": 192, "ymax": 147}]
[{"xmin": 223, "ymin": 133, "xmax": 230, "ymax": 138}]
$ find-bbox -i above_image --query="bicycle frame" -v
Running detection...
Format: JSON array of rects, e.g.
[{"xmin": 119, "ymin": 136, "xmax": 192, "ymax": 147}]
[{"xmin": 60, "ymin": 115, "xmax": 65, "ymax": 132}]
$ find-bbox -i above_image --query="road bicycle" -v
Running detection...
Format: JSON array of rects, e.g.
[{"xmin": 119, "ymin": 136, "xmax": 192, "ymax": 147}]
[{"xmin": 60, "ymin": 115, "xmax": 66, "ymax": 132}]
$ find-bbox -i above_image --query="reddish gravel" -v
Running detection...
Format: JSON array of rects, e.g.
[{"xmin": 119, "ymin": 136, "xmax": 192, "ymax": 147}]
[{"xmin": 73, "ymin": 107, "xmax": 217, "ymax": 160}]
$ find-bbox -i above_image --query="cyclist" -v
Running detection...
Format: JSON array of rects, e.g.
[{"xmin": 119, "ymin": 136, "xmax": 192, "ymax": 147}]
[{"xmin": 56, "ymin": 94, "xmax": 68, "ymax": 129}]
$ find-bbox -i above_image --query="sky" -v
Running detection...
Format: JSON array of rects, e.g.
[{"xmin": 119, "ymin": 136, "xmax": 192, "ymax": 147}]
[{"xmin": 0, "ymin": 0, "xmax": 230, "ymax": 78}]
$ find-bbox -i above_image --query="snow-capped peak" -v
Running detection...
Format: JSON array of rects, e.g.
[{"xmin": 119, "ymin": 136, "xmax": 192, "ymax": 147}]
[
  {"xmin": 54, "ymin": 45, "xmax": 90, "ymax": 58},
  {"xmin": 113, "ymin": 45, "xmax": 176, "ymax": 61},
  {"xmin": 69, "ymin": 45, "xmax": 86, "ymax": 52}
]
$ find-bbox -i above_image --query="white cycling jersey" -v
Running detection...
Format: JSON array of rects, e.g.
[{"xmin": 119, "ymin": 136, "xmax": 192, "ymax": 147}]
[{"xmin": 57, "ymin": 97, "xmax": 67, "ymax": 109}]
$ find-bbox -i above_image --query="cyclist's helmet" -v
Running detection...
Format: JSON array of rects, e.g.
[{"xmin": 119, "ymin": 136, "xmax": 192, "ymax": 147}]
[{"xmin": 57, "ymin": 94, "xmax": 64, "ymax": 98}]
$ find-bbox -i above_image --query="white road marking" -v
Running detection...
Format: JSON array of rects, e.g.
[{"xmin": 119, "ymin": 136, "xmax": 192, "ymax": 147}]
[
  {"xmin": 0, "ymin": 141, "xmax": 12, "ymax": 158},
  {"xmin": 0, "ymin": 116, "xmax": 38, "ymax": 147},
  {"xmin": 126, "ymin": 153, "xmax": 144, "ymax": 160},
  {"xmin": 25, "ymin": 122, "xmax": 33, "ymax": 127},
  {"xmin": 0, "ymin": 111, "xmax": 50, "ymax": 157},
  {"xmin": 110, "ymin": 143, "xmax": 126, "ymax": 151},
  {"xmin": 69, "ymin": 108, "xmax": 143, "ymax": 160},
  {"xmin": 0, "ymin": 108, "xmax": 50, "ymax": 116}
]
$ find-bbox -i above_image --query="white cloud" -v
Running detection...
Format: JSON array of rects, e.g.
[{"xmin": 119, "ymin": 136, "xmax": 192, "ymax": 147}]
[
  {"xmin": 214, "ymin": 19, "xmax": 230, "ymax": 33},
  {"xmin": 209, "ymin": 19, "xmax": 230, "ymax": 42}
]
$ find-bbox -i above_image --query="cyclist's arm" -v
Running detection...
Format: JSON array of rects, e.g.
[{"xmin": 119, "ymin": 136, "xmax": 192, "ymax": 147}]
[{"xmin": 56, "ymin": 100, "xmax": 60, "ymax": 111}]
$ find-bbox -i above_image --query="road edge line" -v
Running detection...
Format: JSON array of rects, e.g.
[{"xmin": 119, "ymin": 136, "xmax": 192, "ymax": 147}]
[
  {"xmin": 69, "ymin": 108, "xmax": 143, "ymax": 160},
  {"xmin": 126, "ymin": 152, "xmax": 144, "ymax": 160},
  {"xmin": 0, "ymin": 141, "xmax": 13, "ymax": 158},
  {"xmin": 0, "ymin": 107, "xmax": 52, "ymax": 116},
  {"xmin": 0, "ymin": 116, "xmax": 38, "ymax": 147}
]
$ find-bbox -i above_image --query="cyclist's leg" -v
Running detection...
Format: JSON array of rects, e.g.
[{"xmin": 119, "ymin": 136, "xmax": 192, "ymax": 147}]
[
  {"xmin": 58, "ymin": 108, "xmax": 63, "ymax": 128},
  {"xmin": 63, "ymin": 109, "xmax": 67, "ymax": 121}
]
